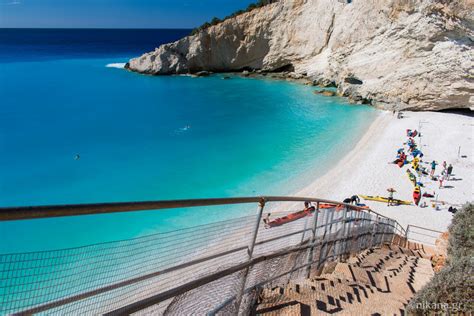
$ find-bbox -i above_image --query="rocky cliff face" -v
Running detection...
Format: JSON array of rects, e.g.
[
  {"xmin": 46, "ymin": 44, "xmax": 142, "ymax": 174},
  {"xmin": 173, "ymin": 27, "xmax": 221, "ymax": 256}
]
[{"xmin": 127, "ymin": 0, "xmax": 474, "ymax": 111}]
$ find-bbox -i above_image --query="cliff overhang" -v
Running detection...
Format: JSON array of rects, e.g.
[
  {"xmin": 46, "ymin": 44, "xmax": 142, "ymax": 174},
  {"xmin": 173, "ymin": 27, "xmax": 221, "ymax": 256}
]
[{"xmin": 127, "ymin": 0, "xmax": 474, "ymax": 111}]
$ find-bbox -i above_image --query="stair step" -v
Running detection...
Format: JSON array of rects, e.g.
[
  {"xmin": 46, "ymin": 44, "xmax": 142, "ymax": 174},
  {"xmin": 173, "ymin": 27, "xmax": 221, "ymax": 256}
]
[{"xmin": 256, "ymin": 246, "xmax": 436, "ymax": 315}]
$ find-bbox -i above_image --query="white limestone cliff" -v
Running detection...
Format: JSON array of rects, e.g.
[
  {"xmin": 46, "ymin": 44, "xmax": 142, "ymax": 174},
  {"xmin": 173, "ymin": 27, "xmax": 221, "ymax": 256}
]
[{"xmin": 127, "ymin": 0, "xmax": 474, "ymax": 111}]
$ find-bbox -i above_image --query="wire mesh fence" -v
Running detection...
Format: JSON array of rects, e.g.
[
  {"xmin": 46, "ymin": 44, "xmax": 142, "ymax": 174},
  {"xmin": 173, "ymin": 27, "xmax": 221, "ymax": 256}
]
[
  {"xmin": 405, "ymin": 224, "xmax": 444, "ymax": 246},
  {"xmin": 0, "ymin": 198, "xmax": 407, "ymax": 315}
]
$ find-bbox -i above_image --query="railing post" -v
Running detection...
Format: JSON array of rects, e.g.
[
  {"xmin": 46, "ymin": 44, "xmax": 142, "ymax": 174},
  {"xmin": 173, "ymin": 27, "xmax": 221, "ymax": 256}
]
[
  {"xmin": 398, "ymin": 224, "xmax": 404, "ymax": 246},
  {"xmin": 370, "ymin": 215, "xmax": 381, "ymax": 248},
  {"xmin": 317, "ymin": 208, "xmax": 329, "ymax": 269},
  {"xmin": 300, "ymin": 212, "xmax": 310, "ymax": 244},
  {"xmin": 405, "ymin": 225, "xmax": 410, "ymax": 248},
  {"xmin": 347, "ymin": 209, "xmax": 355, "ymax": 255},
  {"xmin": 338, "ymin": 206, "xmax": 349, "ymax": 261},
  {"xmin": 389, "ymin": 220, "xmax": 396, "ymax": 246},
  {"xmin": 234, "ymin": 198, "xmax": 265, "ymax": 315},
  {"xmin": 352, "ymin": 211, "xmax": 363, "ymax": 252},
  {"xmin": 361, "ymin": 212, "xmax": 367, "ymax": 249},
  {"xmin": 359, "ymin": 211, "xmax": 366, "ymax": 251},
  {"xmin": 306, "ymin": 202, "xmax": 319, "ymax": 278},
  {"xmin": 323, "ymin": 207, "xmax": 336, "ymax": 264},
  {"xmin": 380, "ymin": 218, "xmax": 386, "ymax": 246}
]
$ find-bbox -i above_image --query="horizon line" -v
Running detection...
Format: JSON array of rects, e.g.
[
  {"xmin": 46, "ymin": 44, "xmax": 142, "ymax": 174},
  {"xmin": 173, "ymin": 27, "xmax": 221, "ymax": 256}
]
[{"xmin": 0, "ymin": 27, "xmax": 193, "ymax": 30}]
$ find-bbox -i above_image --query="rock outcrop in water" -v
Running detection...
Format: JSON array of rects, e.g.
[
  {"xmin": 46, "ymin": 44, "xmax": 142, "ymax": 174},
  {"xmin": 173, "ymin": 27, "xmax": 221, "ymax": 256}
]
[{"xmin": 127, "ymin": 0, "xmax": 474, "ymax": 111}]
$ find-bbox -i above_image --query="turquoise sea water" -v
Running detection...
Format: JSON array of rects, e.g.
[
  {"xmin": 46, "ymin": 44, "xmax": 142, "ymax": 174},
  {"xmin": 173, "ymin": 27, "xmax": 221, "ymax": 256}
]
[{"xmin": 0, "ymin": 30, "xmax": 376, "ymax": 253}]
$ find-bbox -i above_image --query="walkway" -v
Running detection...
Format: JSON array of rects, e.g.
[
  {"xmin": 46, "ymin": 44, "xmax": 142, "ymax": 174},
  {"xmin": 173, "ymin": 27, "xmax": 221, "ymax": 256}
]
[{"xmin": 255, "ymin": 243, "xmax": 437, "ymax": 315}]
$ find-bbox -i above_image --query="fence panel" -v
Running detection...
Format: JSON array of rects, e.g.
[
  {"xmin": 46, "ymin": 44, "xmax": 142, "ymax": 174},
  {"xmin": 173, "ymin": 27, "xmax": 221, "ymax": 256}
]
[{"xmin": 0, "ymin": 198, "xmax": 404, "ymax": 315}]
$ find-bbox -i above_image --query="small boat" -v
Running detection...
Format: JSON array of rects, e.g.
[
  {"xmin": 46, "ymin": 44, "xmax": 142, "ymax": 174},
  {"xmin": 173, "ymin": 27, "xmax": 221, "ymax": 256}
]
[
  {"xmin": 267, "ymin": 207, "xmax": 315, "ymax": 227},
  {"xmin": 406, "ymin": 169, "xmax": 417, "ymax": 187},
  {"xmin": 319, "ymin": 203, "xmax": 338, "ymax": 209},
  {"xmin": 320, "ymin": 203, "xmax": 369, "ymax": 210},
  {"xmin": 413, "ymin": 187, "xmax": 421, "ymax": 205},
  {"xmin": 359, "ymin": 195, "xmax": 412, "ymax": 205},
  {"xmin": 407, "ymin": 129, "xmax": 418, "ymax": 137}
]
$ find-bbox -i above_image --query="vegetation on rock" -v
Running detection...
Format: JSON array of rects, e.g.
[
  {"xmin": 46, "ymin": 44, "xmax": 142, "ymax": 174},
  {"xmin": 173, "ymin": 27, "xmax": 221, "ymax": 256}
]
[
  {"xmin": 190, "ymin": 0, "xmax": 278, "ymax": 35},
  {"xmin": 408, "ymin": 203, "xmax": 473, "ymax": 314}
]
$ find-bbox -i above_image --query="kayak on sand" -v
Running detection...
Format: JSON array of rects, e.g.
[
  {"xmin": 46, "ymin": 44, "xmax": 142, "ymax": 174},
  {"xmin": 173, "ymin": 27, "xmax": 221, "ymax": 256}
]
[
  {"xmin": 359, "ymin": 195, "xmax": 412, "ymax": 205},
  {"xmin": 413, "ymin": 187, "xmax": 421, "ymax": 205},
  {"xmin": 267, "ymin": 202, "xmax": 371, "ymax": 228},
  {"xmin": 406, "ymin": 169, "xmax": 417, "ymax": 187},
  {"xmin": 315, "ymin": 203, "xmax": 369, "ymax": 210},
  {"xmin": 267, "ymin": 206, "xmax": 315, "ymax": 227}
]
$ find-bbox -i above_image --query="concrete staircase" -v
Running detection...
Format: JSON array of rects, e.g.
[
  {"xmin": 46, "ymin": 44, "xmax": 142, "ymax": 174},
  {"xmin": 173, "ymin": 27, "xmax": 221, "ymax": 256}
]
[{"xmin": 254, "ymin": 244, "xmax": 437, "ymax": 316}]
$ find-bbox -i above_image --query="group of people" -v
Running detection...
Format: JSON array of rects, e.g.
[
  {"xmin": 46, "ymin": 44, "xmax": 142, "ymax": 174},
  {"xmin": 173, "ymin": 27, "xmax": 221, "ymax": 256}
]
[
  {"xmin": 393, "ymin": 130, "xmax": 423, "ymax": 167},
  {"xmin": 430, "ymin": 160, "xmax": 454, "ymax": 188},
  {"xmin": 392, "ymin": 127, "xmax": 457, "ymax": 208},
  {"xmin": 343, "ymin": 195, "xmax": 360, "ymax": 205}
]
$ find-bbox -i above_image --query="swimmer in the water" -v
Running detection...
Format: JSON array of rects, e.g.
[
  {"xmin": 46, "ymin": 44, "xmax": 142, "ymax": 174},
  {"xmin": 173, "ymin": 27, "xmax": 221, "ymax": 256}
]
[{"xmin": 74, "ymin": 154, "xmax": 80, "ymax": 160}]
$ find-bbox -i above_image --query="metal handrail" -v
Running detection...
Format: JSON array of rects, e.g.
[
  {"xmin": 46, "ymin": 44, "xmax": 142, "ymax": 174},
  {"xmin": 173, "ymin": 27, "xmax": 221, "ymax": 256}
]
[
  {"xmin": 406, "ymin": 224, "xmax": 444, "ymax": 234},
  {"xmin": 2, "ymin": 196, "xmax": 410, "ymax": 315},
  {"xmin": 0, "ymin": 196, "xmax": 391, "ymax": 221},
  {"xmin": 10, "ymin": 215, "xmax": 357, "ymax": 315},
  {"xmin": 105, "ymin": 228, "xmax": 399, "ymax": 316},
  {"xmin": 405, "ymin": 224, "xmax": 443, "ymax": 246}
]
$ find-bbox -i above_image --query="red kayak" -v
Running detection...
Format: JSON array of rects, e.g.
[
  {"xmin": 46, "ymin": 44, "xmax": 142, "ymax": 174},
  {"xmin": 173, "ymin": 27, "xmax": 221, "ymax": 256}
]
[
  {"xmin": 413, "ymin": 188, "xmax": 421, "ymax": 205},
  {"xmin": 394, "ymin": 155, "xmax": 406, "ymax": 167},
  {"xmin": 320, "ymin": 203, "xmax": 369, "ymax": 210},
  {"xmin": 267, "ymin": 207, "xmax": 315, "ymax": 227},
  {"xmin": 319, "ymin": 203, "xmax": 338, "ymax": 209}
]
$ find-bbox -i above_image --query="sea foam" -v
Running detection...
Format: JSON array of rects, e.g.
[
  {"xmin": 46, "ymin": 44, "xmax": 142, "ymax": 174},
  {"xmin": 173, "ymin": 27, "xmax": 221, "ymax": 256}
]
[{"xmin": 106, "ymin": 63, "xmax": 126, "ymax": 69}]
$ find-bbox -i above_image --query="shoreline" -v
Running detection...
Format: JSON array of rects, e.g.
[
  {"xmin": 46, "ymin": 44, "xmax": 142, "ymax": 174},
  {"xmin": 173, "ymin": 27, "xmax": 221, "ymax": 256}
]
[{"xmin": 293, "ymin": 110, "xmax": 473, "ymax": 233}]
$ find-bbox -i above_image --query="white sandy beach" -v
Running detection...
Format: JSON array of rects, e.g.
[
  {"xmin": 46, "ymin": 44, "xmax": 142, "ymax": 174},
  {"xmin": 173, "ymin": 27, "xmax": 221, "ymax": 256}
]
[{"xmin": 296, "ymin": 110, "xmax": 473, "ymax": 234}]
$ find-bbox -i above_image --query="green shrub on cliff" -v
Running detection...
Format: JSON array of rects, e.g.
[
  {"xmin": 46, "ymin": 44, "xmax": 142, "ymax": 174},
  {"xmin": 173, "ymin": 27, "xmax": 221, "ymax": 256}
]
[
  {"xmin": 407, "ymin": 203, "xmax": 473, "ymax": 314},
  {"xmin": 448, "ymin": 203, "xmax": 474, "ymax": 258},
  {"xmin": 190, "ymin": 0, "xmax": 279, "ymax": 35}
]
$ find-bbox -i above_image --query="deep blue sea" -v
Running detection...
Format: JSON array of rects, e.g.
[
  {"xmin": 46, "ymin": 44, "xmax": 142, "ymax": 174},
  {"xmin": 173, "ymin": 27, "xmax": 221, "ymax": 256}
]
[{"xmin": 0, "ymin": 29, "xmax": 376, "ymax": 252}]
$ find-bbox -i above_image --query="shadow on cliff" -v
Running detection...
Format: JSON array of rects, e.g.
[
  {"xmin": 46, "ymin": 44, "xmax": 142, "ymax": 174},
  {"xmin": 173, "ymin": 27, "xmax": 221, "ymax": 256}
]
[{"xmin": 438, "ymin": 108, "xmax": 474, "ymax": 118}]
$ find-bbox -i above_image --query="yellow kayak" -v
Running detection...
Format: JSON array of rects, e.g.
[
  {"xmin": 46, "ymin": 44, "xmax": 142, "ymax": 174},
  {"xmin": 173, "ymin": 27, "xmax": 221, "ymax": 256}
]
[
  {"xmin": 406, "ymin": 169, "xmax": 417, "ymax": 187},
  {"xmin": 359, "ymin": 195, "xmax": 412, "ymax": 205}
]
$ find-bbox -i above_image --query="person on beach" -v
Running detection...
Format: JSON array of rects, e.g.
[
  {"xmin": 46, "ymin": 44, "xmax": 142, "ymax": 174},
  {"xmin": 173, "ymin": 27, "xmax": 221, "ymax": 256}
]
[
  {"xmin": 303, "ymin": 201, "xmax": 316, "ymax": 214},
  {"xmin": 448, "ymin": 206, "xmax": 458, "ymax": 214},
  {"xmin": 439, "ymin": 175, "xmax": 446, "ymax": 189},
  {"xmin": 305, "ymin": 201, "xmax": 315, "ymax": 210},
  {"xmin": 430, "ymin": 160, "xmax": 438, "ymax": 176},
  {"xmin": 442, "ymin": 161, "xmax": 447, "ymax": 174},
  {"xmin": 406, "ymin": 129, "xmax": 417, "ymax": 137},
  {"xmin": 408, "ymin": 139, "xmax": 417, "ymax": 153},
  {"xmin": 343, "ymin": 195, "xmax": 360, "ymax": 205},
  {"xmin": 263, "ymin": 213, "xmax": 271, "ymax": 228},
  {"xmin": 447, "ymin": 164, "xmax": 453, "ymax": 180},
  {"xmin": 351, "ymin": 195, "xmax": 360, "ymax": 205},
  {"xmin": 387, "ymin": 188, "xmax": 396, "ymax": 206}
]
